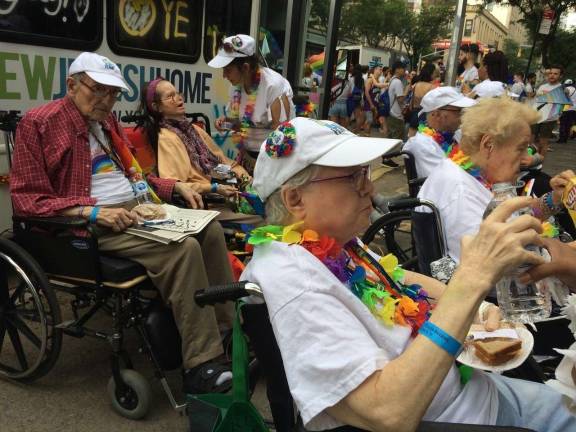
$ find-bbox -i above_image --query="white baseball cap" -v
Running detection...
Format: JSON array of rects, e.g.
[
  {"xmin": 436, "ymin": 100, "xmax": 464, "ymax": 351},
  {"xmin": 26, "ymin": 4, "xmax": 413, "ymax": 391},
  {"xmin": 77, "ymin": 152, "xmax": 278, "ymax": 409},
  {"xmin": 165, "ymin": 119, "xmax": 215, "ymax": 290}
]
[
  {"xmin": 253, "ymin": 118, "xmax": 401, "ymax": 201},
  {"xmin": 208, "ymin": 34, "xmax": 256, "ymax": 68},
  {"xmin": 473, "ymin": 80, "xmax": 509, "ymax": 99},
  {"xmin": 419, "ymin": 87, "xmax": 476, "ymax": 116},
  {"xmin": 68, "ymin": 52, "xmax": 128, "ymax": 90}
]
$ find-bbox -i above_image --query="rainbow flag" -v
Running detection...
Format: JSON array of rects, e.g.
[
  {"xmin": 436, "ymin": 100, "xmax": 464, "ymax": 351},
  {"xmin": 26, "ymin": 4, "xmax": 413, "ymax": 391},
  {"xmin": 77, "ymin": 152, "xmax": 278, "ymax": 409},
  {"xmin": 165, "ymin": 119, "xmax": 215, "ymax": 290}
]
[
  {"xmin": 309, "ymin": 52, "xmax": 325, "ymax": 75},
  {"xmin": 536, "ymin": 86, "xmax": 573, "ymax": 122}
]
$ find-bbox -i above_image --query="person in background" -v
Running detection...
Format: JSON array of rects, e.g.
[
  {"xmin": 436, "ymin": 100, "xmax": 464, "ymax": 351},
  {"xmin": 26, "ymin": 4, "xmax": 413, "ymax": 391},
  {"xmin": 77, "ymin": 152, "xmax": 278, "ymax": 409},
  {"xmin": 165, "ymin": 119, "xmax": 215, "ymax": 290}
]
[
  {"xmin": 349, "ymin": 64, "xmax": 365, "ymax": 133},
  {"xmin": 558, "ymin": 79, "xmax": 576, "ymax": 143},
  {"xmin": 482, "ymin": 50, "xmax": 509, "ymax": 83},
  {"xmin": 209, "ymin": 34, "xmax": 293, "ymax": 174},
  {"xmin": 533, "ymin": 65, "xmax": 564, "ymax": 156},
  {"xmin": 457, "ymin": 44, "xmax": 480, "ymax": 94},
  {"xmin": 387, "ymin": 61, "xmax": 407, "ymax": 141},
  {"xmin": 404, "ymin": 87, "xmax": 475, "ymax": 178},
  {"xmin": 360, "ymin": 63, "xmax": 383, "ymax": 136},
  {"xmin": 511, "ymin": 72, "xmax": 526, "ymax": 100},
  {"xmin": 525, "ymin": 72, "xmax": 537, "ymax": 103},
  {"xmin": 9, "ymin": 52, "xmax": 234, "ymax": 395},
  {"xmin": 406, "ymin": 63, "xmax": 439, "ymax": 138}
]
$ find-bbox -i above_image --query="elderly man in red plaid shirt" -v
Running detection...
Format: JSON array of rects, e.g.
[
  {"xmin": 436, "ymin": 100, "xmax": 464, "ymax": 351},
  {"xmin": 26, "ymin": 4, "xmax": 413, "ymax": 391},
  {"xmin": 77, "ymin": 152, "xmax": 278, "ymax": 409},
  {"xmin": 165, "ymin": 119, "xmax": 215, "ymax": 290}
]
[{"xmin": 10, "ymin": 52, "xmax": 234, "ymax": 394}]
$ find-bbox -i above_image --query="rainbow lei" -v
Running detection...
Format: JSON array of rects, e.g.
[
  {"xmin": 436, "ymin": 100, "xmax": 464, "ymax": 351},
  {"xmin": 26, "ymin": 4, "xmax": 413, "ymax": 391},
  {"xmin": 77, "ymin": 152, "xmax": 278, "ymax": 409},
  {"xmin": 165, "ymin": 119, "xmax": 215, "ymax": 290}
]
[
  {"xmin": 230, "ymin": 68, "xmax": 261, "ymax": 153},
  {"xmin": 418, "ymin": 122, "xmax": 492, "ymax": 191},
  {"xmin": 248, "ymin": 223, "xmax": 432, "ymax": 335},
  {"xmin": 295, "ymin": 102, "xmax": 315, "ymax": 117}
]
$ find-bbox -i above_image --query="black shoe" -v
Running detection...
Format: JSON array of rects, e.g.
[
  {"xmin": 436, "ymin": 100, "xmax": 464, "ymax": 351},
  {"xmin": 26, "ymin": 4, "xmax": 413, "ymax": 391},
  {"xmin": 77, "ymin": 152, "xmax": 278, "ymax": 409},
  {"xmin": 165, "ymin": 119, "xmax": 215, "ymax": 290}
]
[
  {"xmin": 381, "ymin": 159, "xmax": 400, "ymax": 168},
  {"xmin": 182, "ymin": 361, "xmax": 232, "ymax": 395}
]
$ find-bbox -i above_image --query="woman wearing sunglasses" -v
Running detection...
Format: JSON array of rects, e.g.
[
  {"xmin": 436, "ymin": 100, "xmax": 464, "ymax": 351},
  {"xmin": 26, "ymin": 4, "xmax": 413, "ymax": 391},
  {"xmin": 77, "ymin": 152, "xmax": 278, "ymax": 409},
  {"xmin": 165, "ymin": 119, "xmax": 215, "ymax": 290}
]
[{"xmin": 208, "ymin": 34, "xmax": 294, "ymax": 174}]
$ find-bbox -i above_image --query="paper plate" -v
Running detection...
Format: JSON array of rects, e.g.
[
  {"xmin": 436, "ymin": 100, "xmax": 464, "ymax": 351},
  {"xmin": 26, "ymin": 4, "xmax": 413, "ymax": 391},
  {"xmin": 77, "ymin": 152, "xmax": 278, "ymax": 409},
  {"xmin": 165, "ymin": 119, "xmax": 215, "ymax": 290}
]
[{"xmin": 457, "ymin": 326, "xmax": 534, "ymax": 372}]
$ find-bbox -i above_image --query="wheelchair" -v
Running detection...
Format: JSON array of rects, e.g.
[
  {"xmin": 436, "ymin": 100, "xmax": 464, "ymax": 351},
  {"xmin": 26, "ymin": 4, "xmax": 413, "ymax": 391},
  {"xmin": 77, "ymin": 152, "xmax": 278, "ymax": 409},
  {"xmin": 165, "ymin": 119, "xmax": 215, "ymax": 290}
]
[
  {"xmin": 363, "ymin": 150, "xmax": 427, "ymax": 272},
  {"xmin": 0, "ymin": 110, "xmax": 218, "ymax": 420},
  {"xmin": 194, "ymin": 281, "xmax": 537, "ymax": 432}
]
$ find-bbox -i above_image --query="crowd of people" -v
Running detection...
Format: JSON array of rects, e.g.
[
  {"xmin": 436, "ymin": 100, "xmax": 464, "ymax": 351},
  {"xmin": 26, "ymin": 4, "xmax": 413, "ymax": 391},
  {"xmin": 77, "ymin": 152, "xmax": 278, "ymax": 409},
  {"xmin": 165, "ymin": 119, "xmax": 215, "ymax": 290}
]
[{"xmin": 7, "ymin": 34, "xmax": 576, "ymax": 432}]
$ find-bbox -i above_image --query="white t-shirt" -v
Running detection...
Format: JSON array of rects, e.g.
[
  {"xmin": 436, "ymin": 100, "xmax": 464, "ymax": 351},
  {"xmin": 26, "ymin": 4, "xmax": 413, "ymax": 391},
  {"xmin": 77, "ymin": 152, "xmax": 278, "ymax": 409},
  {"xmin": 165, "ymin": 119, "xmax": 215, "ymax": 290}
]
[
  {"xmin": 458, "ymin": 66, "xmax": 479, "ymax": 89},
  {"xmin": 241, "ymin": 241, "xmax": 498, "ymax": 430},
  {"xmin": 388, "ymin": 76, "xmax": 405, "ymax": 120},
  {"xmin": 418, "ymin": 158, "xmax": 492, "ymax": 263},
  {"xmin": 535, "ymin": 83, "xmax": 562, "ymax": 122},
  {"xmin": 333, "ymin": 77, "xmax": 353, "ymax": 102},
  {"xmin": 403, "ymin": 131, "xmax": 446, "ymax": 178},
  {"xmin": 228, "ymin": 67, "xmax": 294, "ymax": 151},
  {"xmin": 88, "ymin": 122, "xmax": 135, "ymax": 205}
]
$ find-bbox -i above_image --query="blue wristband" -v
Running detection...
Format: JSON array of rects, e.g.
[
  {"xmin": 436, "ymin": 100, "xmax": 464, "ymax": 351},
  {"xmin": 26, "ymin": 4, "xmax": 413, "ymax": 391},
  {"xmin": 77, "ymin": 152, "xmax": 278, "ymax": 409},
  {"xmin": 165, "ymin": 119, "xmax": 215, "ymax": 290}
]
[
  {"xmin": 211, "ymin": 182, "xmax": 218, "ymax": 193},
  {"xmin": 89, "ymin": 206, "xmax": 100, "ymax": 224},
  {"xmin": 419, "ymin": 321, "xmax": 462, "ymax": 357}
]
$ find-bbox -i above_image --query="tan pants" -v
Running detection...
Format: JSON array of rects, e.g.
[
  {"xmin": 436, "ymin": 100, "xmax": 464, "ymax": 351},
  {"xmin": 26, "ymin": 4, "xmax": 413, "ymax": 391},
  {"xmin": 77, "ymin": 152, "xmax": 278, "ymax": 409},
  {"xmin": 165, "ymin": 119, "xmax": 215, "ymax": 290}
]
[{"xmin": 98, "ymin": 221, "xmax": 234, "ymax": 369}]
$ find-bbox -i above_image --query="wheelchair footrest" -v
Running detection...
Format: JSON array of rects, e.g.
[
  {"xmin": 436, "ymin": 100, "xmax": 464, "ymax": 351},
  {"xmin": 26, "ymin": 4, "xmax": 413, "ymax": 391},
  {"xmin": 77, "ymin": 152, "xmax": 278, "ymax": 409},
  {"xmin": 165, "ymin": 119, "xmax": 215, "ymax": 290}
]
[{"xmin": 55, "ymin": 320, "xmax": 86, "ymax": 337}]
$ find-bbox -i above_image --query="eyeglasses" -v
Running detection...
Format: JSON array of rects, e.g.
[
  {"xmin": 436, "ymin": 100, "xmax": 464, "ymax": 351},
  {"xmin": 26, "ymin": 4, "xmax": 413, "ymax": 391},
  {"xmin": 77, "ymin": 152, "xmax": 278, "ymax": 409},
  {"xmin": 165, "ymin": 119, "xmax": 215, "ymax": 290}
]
[
  {"xmin": 309, "ymin": 166, "xmax": 371, "ymax": 193},
  {"xmin": 159, "ymin": 92, "xmax": 183, "ymax": 104},
  {"xmin": 79, "ymin": 80, "xmax": 121, "ymax": 98}
]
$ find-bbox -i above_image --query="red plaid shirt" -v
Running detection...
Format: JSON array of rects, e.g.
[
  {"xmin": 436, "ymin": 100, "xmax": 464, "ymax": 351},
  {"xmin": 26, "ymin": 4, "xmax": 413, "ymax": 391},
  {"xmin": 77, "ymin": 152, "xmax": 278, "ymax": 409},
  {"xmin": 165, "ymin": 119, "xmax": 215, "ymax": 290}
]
[{"xmin": 10, "ymin": 97, "xmax": 176, "ymax": 216}]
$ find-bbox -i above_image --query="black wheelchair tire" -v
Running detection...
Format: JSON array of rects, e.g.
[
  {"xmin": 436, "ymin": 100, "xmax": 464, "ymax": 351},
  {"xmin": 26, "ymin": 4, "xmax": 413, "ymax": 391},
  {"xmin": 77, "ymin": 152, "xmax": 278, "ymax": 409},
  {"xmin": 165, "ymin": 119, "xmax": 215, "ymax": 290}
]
[
  {"xmin": 107, "ymin": 369, "xmax": 152, "ymax": 420},
  {"xmin": 361, "ymin": 210, "xmax": 418, "ymax": 271},
  {"xmin": 0, "ymin": 237, "xmax": 63, "ymax": 382}
]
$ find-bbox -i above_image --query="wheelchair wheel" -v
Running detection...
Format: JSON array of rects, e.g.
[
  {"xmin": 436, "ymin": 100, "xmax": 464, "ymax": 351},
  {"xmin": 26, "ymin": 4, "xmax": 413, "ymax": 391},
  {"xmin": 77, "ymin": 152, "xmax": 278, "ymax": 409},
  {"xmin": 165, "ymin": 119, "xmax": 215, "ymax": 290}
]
[
  {"xmin": 361, "ymin": 210, "xmax": 418, "ymax": 271},
  {"xmin": 107, "ymin": 369, "xmax": 152, "ymax": 420},
  {"xmin": 0, "ymin": 238, "xmax": 62, "ymax": 382}
]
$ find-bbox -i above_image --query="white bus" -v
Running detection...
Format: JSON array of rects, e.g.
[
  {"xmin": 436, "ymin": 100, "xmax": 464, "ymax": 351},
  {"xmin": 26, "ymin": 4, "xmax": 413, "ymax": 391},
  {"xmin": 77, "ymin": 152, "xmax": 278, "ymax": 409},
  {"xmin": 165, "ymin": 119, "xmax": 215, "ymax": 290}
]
[{"xmin": 0, "ymin": 0, "xmax": 309, "ymax": 229}]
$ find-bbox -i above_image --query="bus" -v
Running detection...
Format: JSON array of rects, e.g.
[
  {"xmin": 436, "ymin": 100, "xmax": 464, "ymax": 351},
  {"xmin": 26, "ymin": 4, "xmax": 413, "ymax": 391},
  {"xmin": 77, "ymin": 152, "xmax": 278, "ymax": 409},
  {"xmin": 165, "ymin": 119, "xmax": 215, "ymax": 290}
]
[{"xmin": 0, "ymin": 0, "xmax": 313, "ymax": 229}]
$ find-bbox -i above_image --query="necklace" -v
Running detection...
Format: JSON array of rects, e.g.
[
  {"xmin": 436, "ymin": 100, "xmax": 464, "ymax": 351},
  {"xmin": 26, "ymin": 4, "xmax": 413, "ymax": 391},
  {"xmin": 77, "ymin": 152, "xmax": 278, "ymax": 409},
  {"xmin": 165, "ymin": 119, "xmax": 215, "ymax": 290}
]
[
  {"xmin": 230, "ymin": 68, "xmax": 261, "ymax": 152},
  {"xmin": 248, "ymin": 223, "xmax": 432, "ymax": 335},
  {"xmin": 419, "ymin": 122, "xmax": 492, "ymax": 191}
]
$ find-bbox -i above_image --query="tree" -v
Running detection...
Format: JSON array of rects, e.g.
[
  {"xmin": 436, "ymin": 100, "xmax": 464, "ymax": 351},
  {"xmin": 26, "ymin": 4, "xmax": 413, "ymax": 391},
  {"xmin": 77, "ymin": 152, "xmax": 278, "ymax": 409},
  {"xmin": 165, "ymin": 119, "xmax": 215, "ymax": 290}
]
[
  {"xmin": 502, "ymin": 38, "xmax": 530, "ymax": 75},
  {"xmin": 547, "ymin": 29, "xmax": 576, "ymax": 79},
  {"xmin": 310, "ymin": 0, "xmax": 331, "ymax": 34},
  {"xmin": 340, "ymin": 0, "xmax": 409, "ymax": 49},
  {"xmin": 489, "ymin": 0, "xmax": 576, "ymax": 67},
  {"xmin": 397, "ymin": 4, "xmax": 453, "ymax": 69}
]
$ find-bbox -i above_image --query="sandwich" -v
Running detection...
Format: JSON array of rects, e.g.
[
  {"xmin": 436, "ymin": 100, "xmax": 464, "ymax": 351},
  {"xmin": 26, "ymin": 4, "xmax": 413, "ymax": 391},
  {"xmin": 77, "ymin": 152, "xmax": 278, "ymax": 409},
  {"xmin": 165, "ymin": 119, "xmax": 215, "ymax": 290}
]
[{"xmin": 472, "ymin": 337, "xmax": 522, "ymax": 366}]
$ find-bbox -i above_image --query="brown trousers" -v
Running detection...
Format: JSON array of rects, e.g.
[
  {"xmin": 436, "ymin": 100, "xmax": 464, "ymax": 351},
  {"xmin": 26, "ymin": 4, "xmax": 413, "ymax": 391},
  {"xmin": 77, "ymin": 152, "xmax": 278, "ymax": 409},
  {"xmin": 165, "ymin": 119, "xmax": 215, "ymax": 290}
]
[{"xmin": 98, "ymin": 221, "xmax": 234, "ymax": 369}]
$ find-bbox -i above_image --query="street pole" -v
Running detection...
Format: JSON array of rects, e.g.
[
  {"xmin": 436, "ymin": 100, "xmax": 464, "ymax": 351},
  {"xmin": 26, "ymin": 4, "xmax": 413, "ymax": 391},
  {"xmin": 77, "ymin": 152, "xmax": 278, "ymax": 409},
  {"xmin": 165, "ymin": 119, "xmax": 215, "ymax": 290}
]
[
  {"xmin": 444, "ymin": 0, "xmax": 467, "ymax": 86},
  {"xmin": 525, "ymin": 15, "xmax": 542, "ymax": 78},
  {"xmin": 320, "ymin": 0, "xmax": 343, "ymax": 120}
]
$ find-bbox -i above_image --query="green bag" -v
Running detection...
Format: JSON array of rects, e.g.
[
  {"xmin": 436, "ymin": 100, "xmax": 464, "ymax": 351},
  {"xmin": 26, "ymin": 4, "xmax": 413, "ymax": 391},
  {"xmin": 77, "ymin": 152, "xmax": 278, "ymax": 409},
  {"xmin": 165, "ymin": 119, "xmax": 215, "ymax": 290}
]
[{"xmin": 187, "ymin": 302, "xmax": 269, "ymax": 432}]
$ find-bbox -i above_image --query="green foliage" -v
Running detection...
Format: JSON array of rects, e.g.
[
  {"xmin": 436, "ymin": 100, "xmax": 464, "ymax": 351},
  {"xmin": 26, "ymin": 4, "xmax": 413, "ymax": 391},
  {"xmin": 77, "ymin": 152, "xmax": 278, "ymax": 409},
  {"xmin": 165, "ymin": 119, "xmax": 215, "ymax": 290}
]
[
  {"xmin": 310, "ymin": 0, "xmax": 331, "ymax": 33},
  {"xmin": 340, "ymin": 0, "xmax": 410, "ymax": 48},
  {"xmin": 398, "ymin": 4, "xmax": 454, "ymax": 68},
  {"xmin": 548, "ymin": 29, "xmax": 576, "ymax": 79},
  {"xmin": 488, "ymin": 0, "xmax": 576, "ymax": 67},
  {"xmin": 502, "ymin": 38, "xmax": 529, "ymax": 75}
]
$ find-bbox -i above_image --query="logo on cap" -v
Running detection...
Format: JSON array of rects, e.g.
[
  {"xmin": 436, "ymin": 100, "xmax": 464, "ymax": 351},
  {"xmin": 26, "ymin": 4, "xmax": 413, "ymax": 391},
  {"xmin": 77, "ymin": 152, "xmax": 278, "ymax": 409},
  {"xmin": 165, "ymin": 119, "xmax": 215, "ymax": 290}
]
[
  {"xmin": 231, "ymin": 36, "xmax": 243, "ymax": 49},
  {"xmin": 102, "ymin": 58, "xmax": 116, "ymax": 71},
  {"xmin": 310, "ymin": 119, "xmax": 348, "ymax": 135}
]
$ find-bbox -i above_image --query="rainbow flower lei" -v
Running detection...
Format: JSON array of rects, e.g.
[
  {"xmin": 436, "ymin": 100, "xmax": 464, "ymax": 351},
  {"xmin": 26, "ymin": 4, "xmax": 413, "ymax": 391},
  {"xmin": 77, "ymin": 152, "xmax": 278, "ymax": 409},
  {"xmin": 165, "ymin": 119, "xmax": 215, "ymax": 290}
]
[
  {"xmin": 230, "ymin": 68, "xmax": 261, "ymax": 153},
  {"xmin": 418, "ymin": 122, "xmax": 492, "ymax": 191},
  {"xmin": 248, "ymin": 223, "xmax": 432, "ymax": 335}
]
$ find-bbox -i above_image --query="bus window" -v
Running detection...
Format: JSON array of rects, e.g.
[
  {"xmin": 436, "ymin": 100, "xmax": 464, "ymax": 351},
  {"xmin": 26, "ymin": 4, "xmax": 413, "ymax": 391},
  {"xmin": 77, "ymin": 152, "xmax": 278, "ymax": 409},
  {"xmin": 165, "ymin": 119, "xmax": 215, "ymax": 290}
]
[
  {"xmin": 107, "ymin": 0, "xmax": 202, "ymax": 63},
  {"xmin": 0, "ymin": 0, "xmax": 102, "ymax": 51},
  {"xmin": 204, "ymin": 0, "xmax": 252, "ymax": 64},
  {"xmin": 259, "ymin": 0, "xmax": 287, "ymax": 73}
]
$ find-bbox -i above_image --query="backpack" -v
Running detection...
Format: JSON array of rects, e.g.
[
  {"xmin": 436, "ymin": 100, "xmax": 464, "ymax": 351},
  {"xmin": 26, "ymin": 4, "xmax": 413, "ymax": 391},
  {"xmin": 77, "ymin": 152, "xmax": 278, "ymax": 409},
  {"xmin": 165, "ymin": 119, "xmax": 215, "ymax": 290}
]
[{"xmin": 401, "ymin": 87, "xmax": 414, "ymax": 122}]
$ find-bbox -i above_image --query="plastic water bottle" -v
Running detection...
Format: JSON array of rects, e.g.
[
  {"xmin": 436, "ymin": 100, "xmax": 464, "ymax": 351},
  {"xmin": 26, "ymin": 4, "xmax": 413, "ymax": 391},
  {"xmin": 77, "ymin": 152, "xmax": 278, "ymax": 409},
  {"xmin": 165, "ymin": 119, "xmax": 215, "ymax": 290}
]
[{"xmin": 483, "ymin": 182, "xmax": 552, "ymax": 323}]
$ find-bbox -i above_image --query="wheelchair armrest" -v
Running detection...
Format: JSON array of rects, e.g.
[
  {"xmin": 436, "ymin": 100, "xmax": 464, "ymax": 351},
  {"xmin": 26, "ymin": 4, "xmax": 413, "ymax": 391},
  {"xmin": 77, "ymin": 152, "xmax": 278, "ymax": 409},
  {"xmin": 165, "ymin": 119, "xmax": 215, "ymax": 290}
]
[
  {"xmin": 382, "ymin": 150, "xmax": 405, "ymax": 160},
  {"xmin": 13, "ymin": 215, "xmax": 89, "ymax": 230},
  {"xmin": 409, "ymin": 177, "xmax": 426, "ymax": 188},
  {"xmin": 195, "ymin": 281, "xmax": 263, "ymax": 306},
  {"xmin": 387, "ymin": 198, "xmax": 421, "ymax": 212}
]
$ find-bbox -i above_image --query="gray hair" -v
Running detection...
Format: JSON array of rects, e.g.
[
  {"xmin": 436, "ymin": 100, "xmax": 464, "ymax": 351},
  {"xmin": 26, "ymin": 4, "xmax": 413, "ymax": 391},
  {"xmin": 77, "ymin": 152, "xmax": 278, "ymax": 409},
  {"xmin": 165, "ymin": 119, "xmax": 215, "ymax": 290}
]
[{"xmin": 264, "ymin": 165, "xmax": 320, "ymax": 225}]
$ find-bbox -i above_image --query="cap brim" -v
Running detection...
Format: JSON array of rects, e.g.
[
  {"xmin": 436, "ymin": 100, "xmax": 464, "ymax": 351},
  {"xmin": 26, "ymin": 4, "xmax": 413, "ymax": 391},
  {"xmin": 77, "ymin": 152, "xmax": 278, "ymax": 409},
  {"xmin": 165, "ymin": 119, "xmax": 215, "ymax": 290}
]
[
  {"xmin": 85, "ymin": 71, "xmax": 129, "ymax": 91},
  {"xmin": 315, "ymin": 135, "xmax": 402, "ymax": 167},
  {"xmin": 208, "ymin": 54, "xmax": 235, "ymax": 68},
  {"xmin": 449, "ymin": 96, "xmax": 477, "ymax": 109}
]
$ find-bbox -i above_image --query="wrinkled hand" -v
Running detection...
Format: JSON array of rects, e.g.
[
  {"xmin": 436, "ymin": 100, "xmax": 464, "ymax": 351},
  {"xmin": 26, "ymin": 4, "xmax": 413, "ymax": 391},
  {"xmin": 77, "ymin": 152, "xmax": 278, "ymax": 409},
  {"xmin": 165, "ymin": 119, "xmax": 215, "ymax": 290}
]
[
  {"xmin": 521, "ymin": 239, "xmax": 576, "ymax": 291},
  {"xmin": 550, "ymin": 169, "xmax": 575, "ymax": 205},
  {"xmin": 96, "ymin": 208, "xmax": 138, "ymax": 232},
  {"xmin": 217, "ymin": 184, "xmax": 238, "ymax": 197},
  {"xmin": 174, "ymin": 182, "xmax": 204, "ymax": 209},
  {"xmin": 459, "ymin": 197, "xmax": 545, "ymax": 289}
]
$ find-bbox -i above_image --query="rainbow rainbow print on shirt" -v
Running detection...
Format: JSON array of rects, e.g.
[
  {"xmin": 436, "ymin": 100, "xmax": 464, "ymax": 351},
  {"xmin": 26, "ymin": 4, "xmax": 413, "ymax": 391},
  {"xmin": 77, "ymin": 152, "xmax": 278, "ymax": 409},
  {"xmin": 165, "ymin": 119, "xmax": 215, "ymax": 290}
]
[{"xmin": 91, "ymin": 151, "xmax": 117, "ymax": 175}]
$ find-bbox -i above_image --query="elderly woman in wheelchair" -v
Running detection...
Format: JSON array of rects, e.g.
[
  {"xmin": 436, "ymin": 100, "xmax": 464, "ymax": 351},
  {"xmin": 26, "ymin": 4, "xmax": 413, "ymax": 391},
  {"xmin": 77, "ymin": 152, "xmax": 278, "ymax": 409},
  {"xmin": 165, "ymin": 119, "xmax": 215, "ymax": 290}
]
[
  {"xmin": 241, "ymin": 117, "xmax": 576, "ymax": 431},
  {"xmin": 6, "ymin": 52, "xmax": 235, "ymax": 411},
  {"xmin": 135, "ymin": 78, "xmax": 263, "ymax": 226}
]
